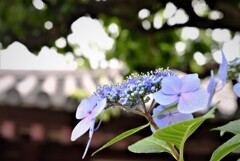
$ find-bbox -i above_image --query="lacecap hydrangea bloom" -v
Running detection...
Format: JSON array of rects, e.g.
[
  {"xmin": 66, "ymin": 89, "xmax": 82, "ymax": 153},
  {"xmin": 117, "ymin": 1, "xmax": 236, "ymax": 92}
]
[
  {"xmin": 71, "ymin": 68, "xmax": 214, "ymax": 158},
  {"xmin": 71, "ymin": 68, "xmax": 176, "ymax": 158},
  {"xmin": 71, "ymin": 51, "xmax": 240, "ymax": 160}
]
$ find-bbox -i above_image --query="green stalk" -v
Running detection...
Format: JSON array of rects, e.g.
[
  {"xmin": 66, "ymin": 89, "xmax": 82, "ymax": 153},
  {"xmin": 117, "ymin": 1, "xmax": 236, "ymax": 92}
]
[
  {"xmin": 114, "ymin": 102, "xmax": 145, "ymax": 117},
  {"xmin": 144, "ymin": 111, "xmax": 179, "ymax": 160},
  {"xmin": 148, "ymin": 99, "xmax": 155, "ymax": 113}
]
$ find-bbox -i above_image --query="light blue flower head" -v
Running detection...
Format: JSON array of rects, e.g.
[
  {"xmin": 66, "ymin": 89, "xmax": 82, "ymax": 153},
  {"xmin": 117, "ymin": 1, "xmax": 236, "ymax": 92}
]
[{"xmin": 95, "ymin": 68, "xmax": 175, "ymax": 107}]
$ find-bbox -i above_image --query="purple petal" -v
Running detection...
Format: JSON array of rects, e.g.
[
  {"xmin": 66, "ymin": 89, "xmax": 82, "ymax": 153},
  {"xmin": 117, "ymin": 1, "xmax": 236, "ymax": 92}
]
[
  {"xmin": 207, "ymin": 70, "xmax": 216, "ymax": 107},
  {"xmin": 71, "ymin": 117, "xmax": 94, "ymax": 141},
  {"xmin": 180, "ymin": 74, "xmax": 200, "ymax": 93},
  {"xmin": 82, "ymin": 120, "xmax": 95, "ymax": 159},
  {"xmin": 76, "ymin": 98, "xmax": 91, "ymax": 119},
  {"xmin": 161, "ymin": 76, "xmax": 181, "ymax": 95},
  {"xmin": 151, "ymin": 105, "xmax": 193, "ymax": 131},
  {"xmin": 207, "ymin": 70, "xmax": 216, "ymax": 94},
  {"xmin": 94, "ymin": 111, "xmax": 105, "ymax": 131},
  {"xmin": 151, "ymin": 105, "xmax": 169, "ymax": 132},
  {"xmin": 90, "ymin": 98, "xmax": 107, "ymax": 118},
  {"xmin": 88, "ymin": 95, "xmax": 99, "ymax": 109},
  {"xmin": 153, "ymin": 90, "xmax": 179, "ymax": 106},
  {"xmin": 82, "ymin": 137, "xmax": 93, "ymax": 159},
  {"xmin": 153, "ymin": 105, "xmax": 168, "ymax": 115},
  {"xmin": 171, "ymin": 112, "xmax": 193, "ymax": 124},
  {"xmin": 153, "ymin": 115, "xmax": 171, "ymax": 130},
  {"xmin": 218, "ymin": 51, "xmax": 228, "ymax": 86},
  {"xmin": 233, "ymin": 83, "xmax": 240, "ymax": 97},
  {"xmin": 178, "ymin": 88, "xmax": 209, "ymax": 113},
  {"xmin": 76, "ymin": 95, "xmax": 100, "ymax": 119}
]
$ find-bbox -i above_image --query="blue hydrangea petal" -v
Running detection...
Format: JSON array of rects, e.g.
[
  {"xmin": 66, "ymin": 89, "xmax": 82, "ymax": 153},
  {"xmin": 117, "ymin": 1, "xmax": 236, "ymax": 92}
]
[
  {"xmin": 76, "ymin": 99, "xmax": 91, "ymax": 119},
  {"xmin": 178, "ymin": 88, "xmax": 209, "ymax": 113},
  {"xmin": 233, "ymin": 83, "xmax": 240, "ymax": 97},
  {"xmin": 218, "ymin": 51, "xmax": 228, "ymax": 86},
  {"xmin": 207, "ymin": 70, "xmax": 216, "ymax": 107},
  {"xmin": 180, "ymin": 74, "xmax": 200, "ymax": 93},
  {"xmin": 153, "ymin": 90, "xmax": 179, "ymax": 106},
  {"xmin": 207, "ymin": 70, "xmax": 216, "ymax": 94},
  {"xmin": 82, "ymin": 120, "xmax": 95, "ymax": 159},
  {"xmin": 71, "ymin": 117, "xmax": 94, "ymax": 141},
  {"xmin": 171, "ymin": 112, "xmax": 193, "ymax": 124},
  {"xmin": 153, "ymin": 115, "xmax": 170, "ymax": 130},
  {"xmin": 151, "ymin": 105, "xmax": 170, "ymax": 131},
  {"xmin": 152, "ymin": 105, "xmax": 168, "ymax": 116},
  {"xmin": 82, "ymin": 136, "xmax": 93, "ymax": 159},
  {"xmin": 151, "ymin": 105, "xmax": 193, "ymax": 132},
  {"xmin": 91, "ymin": 98, "xmax": 107, "ymax": 118},
  {"xmin": 161, "ymin": 76, "xmax": 181, "ymax": 95},
  {"xmin": 88, "ymin": 95, "xmax": 99, "ymax": 109}
]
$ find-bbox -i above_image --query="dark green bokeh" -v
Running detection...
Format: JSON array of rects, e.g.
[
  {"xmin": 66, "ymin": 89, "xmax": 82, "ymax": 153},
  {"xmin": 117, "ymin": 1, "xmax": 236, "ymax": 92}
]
[{"xmin": 1, "ymin": 0, "xmax": 240, "ymax": 76}]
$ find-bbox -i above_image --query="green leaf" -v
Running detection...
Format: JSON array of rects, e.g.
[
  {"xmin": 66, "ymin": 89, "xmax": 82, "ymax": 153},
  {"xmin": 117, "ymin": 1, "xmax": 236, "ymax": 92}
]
[
  {"xmin": 233, "ymin": 146, "xmax": 240, "ymax": 153},
  {"xmin": 210, "ymin": 134, "xmax": 240, "ymax": 161},
  {"xmin": 128, "ymin": 136, "xmax": 171, "ymax": 154},
  {"xmin": 92, "ymin": 123, "xmax": 150, "ymax": 156},
  {"xmin": 153, "ymin": 117, "xmax": 206, "ymax": 161},
  {"xmin": 152, "ymin": 105, "xmax": 217, "ymax": 161},
  {"xmin": 212, "ymin": 119, "xmax": 240, "ymax": 136}
]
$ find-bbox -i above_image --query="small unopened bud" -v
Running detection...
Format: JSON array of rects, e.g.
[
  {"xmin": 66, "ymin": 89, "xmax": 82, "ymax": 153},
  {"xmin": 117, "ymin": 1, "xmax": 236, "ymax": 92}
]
[
  {"xmin": 131, "ymin": 92, "xmax": 135, "ymax": 97},
  {"xmin": 130, "ymin": 85, "xmax": 136, "ymax": 91},
  {"xmin": 151, "ymin": 86, "xmax": 156, "ymax": 92},
  {"xmin": 144, "ymin": 96, "xmax": 150, "ymax": 103},
  {"xmin": 138, "ymin": 90, "xmax": 144, "ymax": 95}
]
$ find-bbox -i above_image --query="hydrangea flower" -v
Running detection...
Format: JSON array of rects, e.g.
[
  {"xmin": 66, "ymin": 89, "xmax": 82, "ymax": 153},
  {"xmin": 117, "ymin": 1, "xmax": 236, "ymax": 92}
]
[
  {"xmin": 218, "ymin": 51, "xmax": 228, "ymax": 87},
  {"xmin": 153, "ymin": 74, "xmax": 209, "ymax": 114},
  {"xmin": 233, "ymin": 76, "xmax": 240, "ymax": 97},
  {"xmin": 71, "ymin": 95, "xmax": 106, "ymax": 159},
  {"xmin": 151, "ymin": 105, "xmax": 193, "ymax": 132},
  {"xmin": 207, "ymin": 51, "xmax": 234, "ymax": 108},
  {"xmin": 207, "ymin": 70, "xmax": 217, "ymax": 107}
]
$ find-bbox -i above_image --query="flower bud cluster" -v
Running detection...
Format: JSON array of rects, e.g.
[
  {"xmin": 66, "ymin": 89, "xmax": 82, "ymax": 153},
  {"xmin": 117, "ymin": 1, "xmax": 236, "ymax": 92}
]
[{"xmin": 95, "ymin": 68, "xmax": 175, "ymax": 107}]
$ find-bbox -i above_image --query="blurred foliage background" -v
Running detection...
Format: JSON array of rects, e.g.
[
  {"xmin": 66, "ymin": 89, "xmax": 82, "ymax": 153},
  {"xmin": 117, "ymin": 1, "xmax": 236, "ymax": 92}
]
[
  {"xmin": 0, "ymin": 2, "xmax": 240, "ymax": 160},
  {"xmin": 1, "ymin": 0, "xmax": 240, "ymax": 77}
]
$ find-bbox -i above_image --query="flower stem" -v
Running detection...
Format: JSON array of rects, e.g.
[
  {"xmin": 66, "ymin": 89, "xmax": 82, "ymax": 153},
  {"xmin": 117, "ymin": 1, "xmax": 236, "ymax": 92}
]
[
  {"xmin": 114, "ymin": 102, "xmax": 145, "ymax": 117},
  {"xmin": 144, "ymin": 112, "xmax": 179, "ymax": 160},
  {"xmin": 140, "ymin": 97, "xmax": 148, "ymax": 113},
  {"xmin": 148, "ymin": 99, "xmax": 155, "ymax": 113}
]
